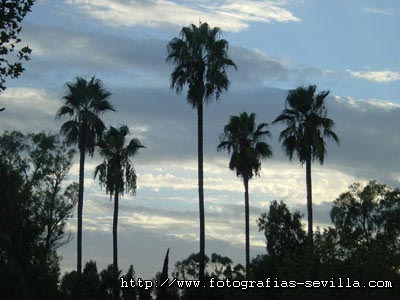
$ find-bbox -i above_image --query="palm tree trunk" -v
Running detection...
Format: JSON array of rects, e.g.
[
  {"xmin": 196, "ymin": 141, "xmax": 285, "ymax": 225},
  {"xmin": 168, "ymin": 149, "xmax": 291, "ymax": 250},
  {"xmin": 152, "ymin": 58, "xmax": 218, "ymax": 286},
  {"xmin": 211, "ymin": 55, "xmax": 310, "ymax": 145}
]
[
  {"xmin": 197, "ymin": 100, "xmax": 205, "ymax": 285},
  {"xmin": 76, "ymin": 146, "xmax": 85, "ymax": 300},
  {"xmin": 305, "ymin": 155, "xmax": 314, "ymax": 300},
  {"xmin": 243, "ymin": 177, "xmax": 250, "ymax": 279},
  {"xmin": 113, "ymin": 184, "xmax": 120, "ymax": 300},
  {"xmin": 305, "ymin": 156, "xmax": 313, "ymax": 247}
]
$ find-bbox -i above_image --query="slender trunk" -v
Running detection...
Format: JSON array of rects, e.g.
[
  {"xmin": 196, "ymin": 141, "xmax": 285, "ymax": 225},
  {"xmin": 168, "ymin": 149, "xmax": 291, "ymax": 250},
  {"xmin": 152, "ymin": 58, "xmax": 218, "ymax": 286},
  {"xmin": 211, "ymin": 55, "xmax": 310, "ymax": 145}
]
[
  {"xmin": 113, "ymin": 186, "xmax": 120, "ymax": 300},
  {"xmin": 243, "ymin": 177, "xmax": 250, "ymax": 279},
  {"xmin": 76, "ymin": 146, "xmax": 85, "ymax": 300},
  {"xmin": 197, "ymin": 100, "xmax": 205, "ymax": 285},
  {"xmin": 305, "ymin": 155, "xmax": 313, "ymax": 248}
]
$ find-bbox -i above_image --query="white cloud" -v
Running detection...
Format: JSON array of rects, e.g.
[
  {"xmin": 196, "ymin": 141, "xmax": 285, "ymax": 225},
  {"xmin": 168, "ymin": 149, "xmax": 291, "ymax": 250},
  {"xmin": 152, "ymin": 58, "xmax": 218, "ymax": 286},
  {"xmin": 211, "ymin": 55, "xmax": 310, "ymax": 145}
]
[
  {"xmin": 362, "ymin": 6, "xmax": 393, "ymax": 16},
  {"xmin": 65, "ymin": 0, "xmax": 300, "ymax": 32},
  {"xmin": 347, "ymin": 70, "xmax": 400, "ymax": 83},
  {"xmin": 334, "ymin": 95, "xmax": 400, "ymax": 112},
  {"xmin": 0, "ymin": 88, "xmax": 61, "ymax": 132}
]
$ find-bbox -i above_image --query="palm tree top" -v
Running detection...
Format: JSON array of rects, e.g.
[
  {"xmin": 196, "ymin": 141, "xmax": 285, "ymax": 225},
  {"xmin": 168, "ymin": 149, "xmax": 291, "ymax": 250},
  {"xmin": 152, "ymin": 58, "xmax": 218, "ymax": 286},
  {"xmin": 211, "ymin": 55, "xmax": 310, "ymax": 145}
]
[
  {"xmin": 56, "ymin": 77, "xmax": 115, "ymax": 118},
  {"xmin": 273, "ymin": 85, "xmax": 339, "ymax": 165},
  {"xmin": 166, "ymin": 22, "xmax": 237, "ymax": 107},
  {"xmin": 218, "ymin": 111, "xmax": 272, "ymax": 179},
  {"xmin": 94, "ymin": 125, "xmax": 145, "ymax": 198},
  {"xmin": 55, "ymin": 76, "xmax": 115, "ymax": 155}
]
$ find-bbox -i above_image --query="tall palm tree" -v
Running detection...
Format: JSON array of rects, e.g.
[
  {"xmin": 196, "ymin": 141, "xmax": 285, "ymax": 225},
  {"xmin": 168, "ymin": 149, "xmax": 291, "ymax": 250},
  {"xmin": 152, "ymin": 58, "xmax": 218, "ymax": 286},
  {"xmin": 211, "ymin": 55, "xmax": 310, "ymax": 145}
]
[
  {"xmin": 94, "ymin": 125, "xmax": 144, "ymax": 300},
  {"xmin": 217, "ymin": 112, "xmax": 272, "ymax": 277},
  {"xmin": 273, "ymin": 85, "xmax": 339, "ymax": 246},
  {"xmin": 56, "ymin": 76, "xmax": 115, "ymax": 300},
  {"xmin": 166, "ymin": 22, "xmax": 236, "ymax": 282}
]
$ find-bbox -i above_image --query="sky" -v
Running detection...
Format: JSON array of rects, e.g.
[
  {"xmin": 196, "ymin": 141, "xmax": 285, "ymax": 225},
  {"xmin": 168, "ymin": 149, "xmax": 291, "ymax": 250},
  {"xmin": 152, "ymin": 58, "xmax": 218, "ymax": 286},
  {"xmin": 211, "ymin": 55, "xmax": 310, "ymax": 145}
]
[{"xmin": 0, "ymin": 0, "xmax": 399, "ymax": 279}]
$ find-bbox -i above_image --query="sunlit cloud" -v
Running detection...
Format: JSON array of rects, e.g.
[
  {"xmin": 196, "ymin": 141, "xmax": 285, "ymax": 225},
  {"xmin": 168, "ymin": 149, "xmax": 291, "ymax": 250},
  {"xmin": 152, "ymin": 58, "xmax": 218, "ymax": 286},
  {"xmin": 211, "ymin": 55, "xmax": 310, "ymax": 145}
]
[
  {"xmin": 65, "ymin": 0, "xmax": 300, "ymax": 32},
  {"xmin": 347, "ymin": 70, "xmax": 400, "ymax": 83},
  {"xmin": 362, "ymin": 6, "xmax": 393, "ymax": 16}
]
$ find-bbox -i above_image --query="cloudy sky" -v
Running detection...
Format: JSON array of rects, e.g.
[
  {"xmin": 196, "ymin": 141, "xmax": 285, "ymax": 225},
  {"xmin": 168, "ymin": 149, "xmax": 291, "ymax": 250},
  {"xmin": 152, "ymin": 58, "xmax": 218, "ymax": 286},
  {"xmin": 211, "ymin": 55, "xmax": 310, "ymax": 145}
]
[{"xmin": 1, "ymin": 0, "xmax": 399, "ymax": 279}]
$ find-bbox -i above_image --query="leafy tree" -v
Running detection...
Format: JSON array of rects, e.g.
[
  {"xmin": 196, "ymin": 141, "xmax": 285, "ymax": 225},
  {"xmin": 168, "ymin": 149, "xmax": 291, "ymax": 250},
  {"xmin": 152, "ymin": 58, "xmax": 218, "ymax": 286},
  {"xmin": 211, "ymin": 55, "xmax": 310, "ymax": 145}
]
[
  {"xmin": 100, "ymin": 264, "xmax": 122, "ymax": 300},
  {"xmin": 166, "ymin": 22, "xmax": 236, "ymax": 283},
  {"xmin": 60, "ymin": 271, "xmax": 77, "ymax": 300},
  {"xmin": 273, "ymin": 85, "xmax": 339, "ymax": 246},
  {"xmin": 82, "ymin": 260, "xmax": 101, "ymax": 300},
  {"xmin": 258, "ymin": 200, "xmax": 306, "ymax": 258},
  {"xmin": 329, "ymin": 181, "xmax": 400, "ymax": 299},
  {"xmin": 331, "ymin": 181, "xmax": 400, "ymax": 266},
  {"xmin": 0, "ymin": 0, "xmax": 34, "ymax": 95},
  {"xmin": 156, "ymin": 248, "xmax": 170, "ymax": 300},
  {"xmin": 173, "ymin": 252, "xmax": 244, "ymax": 300},
  {"xmin": 254, "ymin": 182, "xmax": 400, "ymax": 300},
  {"xmin": 56, "ymin": 76, "xmax": 115, "ymax": 300},
  {"xmin": 95, "ymin": 125, "xmax": 144, "ymax": 300},
  {"xmin": 217, "ymin": 112, "xmax": 272, "ymax": 276},
  {"xmin": 0, "ymin": 131, "xmax": 77, "ymax": 300},
  {"xmin": 121, "ymin": 265, "xmax": 137, "ymax": 300}
]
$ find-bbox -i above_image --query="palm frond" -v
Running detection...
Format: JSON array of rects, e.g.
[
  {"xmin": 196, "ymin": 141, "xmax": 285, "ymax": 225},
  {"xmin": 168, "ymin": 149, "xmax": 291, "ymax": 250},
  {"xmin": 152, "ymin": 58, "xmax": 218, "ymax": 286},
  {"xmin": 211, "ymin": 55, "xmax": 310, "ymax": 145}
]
[
  {"xmin": 275, "ymin": 85, "xmax": 339, "ymax": 165},
  {"xmin": 167, "ymin": 22, "xmax": 236, "ymax": 107},
  {"xmin": 218, "ymin": 112, "xmax": 272, "ymax": 179}
]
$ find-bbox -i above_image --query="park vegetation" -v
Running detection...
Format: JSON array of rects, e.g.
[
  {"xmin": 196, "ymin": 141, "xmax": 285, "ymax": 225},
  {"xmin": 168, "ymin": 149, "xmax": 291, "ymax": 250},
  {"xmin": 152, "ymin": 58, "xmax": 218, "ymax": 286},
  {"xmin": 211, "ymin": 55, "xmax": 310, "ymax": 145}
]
[{"xmin": 0, "ymin": 3, "xmax": 398, "ymax": 299}]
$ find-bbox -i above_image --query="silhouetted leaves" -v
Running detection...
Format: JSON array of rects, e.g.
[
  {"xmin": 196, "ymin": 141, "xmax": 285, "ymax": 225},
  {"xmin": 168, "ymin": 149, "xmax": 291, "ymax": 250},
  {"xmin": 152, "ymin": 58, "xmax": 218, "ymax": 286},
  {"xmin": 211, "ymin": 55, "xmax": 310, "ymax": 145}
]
[{"xmin": 0, "ymin": 0, "xmax": 34, "ymax": 92}]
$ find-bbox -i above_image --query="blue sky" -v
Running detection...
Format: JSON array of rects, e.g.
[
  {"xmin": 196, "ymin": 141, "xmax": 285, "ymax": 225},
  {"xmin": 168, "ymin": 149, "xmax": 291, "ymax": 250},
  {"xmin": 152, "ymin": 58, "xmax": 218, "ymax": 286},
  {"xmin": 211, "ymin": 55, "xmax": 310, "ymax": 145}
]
[{"xmin": 1, "ymin": 0, "xmax": 399, "ymax": 278}]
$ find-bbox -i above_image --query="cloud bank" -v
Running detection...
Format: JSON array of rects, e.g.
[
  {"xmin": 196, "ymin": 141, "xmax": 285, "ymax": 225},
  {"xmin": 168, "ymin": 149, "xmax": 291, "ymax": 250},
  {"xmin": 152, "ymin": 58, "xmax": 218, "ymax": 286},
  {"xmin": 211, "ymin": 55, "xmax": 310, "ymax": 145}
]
[{"xmin": 65, "ymin": 0, "xmax": 300, "ymax": 32}]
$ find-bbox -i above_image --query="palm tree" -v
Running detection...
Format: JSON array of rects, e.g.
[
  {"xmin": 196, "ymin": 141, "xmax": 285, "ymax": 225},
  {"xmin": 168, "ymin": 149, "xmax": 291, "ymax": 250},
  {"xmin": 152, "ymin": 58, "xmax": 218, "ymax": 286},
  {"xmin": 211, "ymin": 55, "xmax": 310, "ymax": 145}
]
[
  {"xmin": 166, "ymin": 22, "xmax": 236, "ymax": 282},
  {"xmin": 217, "ymin": 112, "xmax": 272, "ymax": 277},
  {"xmin": 94, "ymin": 125, "xmax": 144, "ymax": 300},
  {"xmin": 273, "ymin": 85, "xmax": 339, "ymax": 246},
  {"xmin": 56, "ymin": 76, "xmax": 115, "ymax": 300}
]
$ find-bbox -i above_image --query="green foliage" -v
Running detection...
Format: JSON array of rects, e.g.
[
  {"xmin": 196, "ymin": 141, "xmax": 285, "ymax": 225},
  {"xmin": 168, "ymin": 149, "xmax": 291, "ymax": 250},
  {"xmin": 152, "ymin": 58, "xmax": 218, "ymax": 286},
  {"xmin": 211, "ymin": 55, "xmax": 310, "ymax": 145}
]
[
  {"xmin": 173, "ymin": 252, "xmax": 245, "ymax": 300},
  {"xmin": 0, "ymin": 0, "xmax": 34, "ymax": 92},
  {"xmin": 82, "ymin": 260, "xmax": 102, "ymax": 300},
  {"xmin": 166, "ymin": 22, "xmax": 236, "ymax": 106},
  {"xmin": 253, "ymin": 182, "xmax": 400, "ymax": 300},
  {"xmin": 56, "ymin": 76, "xmax": 115, "ymax": 300},
  {"xmin": 218, "ymin": 111, "xmax": 272, "ymax": 276},
  {"xmin": 0, "ymin": 130, "xmax": 77, "ymax": 300},
  {"xmin": 60, "ymin": 271, "xmax": 77, "ymax": 300},
  {"xmin": 167, "ymin": 22, "xmax": 236, "ymax": 283},
  {"xmin": 273, "ymin": 84, "xmax": 340, "ymax": 241},
  {"xmin": 121, "ymin": 265, "xmax": 137, "ymax": 300},
  {"xmin": 94, "ymin": 125, "xmax": 144, "ymax": 300},
  {"xmin": 94, "ymin": 125, "xmax": 145, "ymax": 198},
  {"xmin": 56, "ymin": 76, "xmax": 115, "ymax": 155},
  {"xmin": 218, "ymin": 111, "xmax": 272, "ymax": 180},
  {"xmin": 258, "ymin": 200, "xmax": 306, "ymax": 257},
  {"xmin": 100, "ymin": 264, "xmax": 121, "ymax": 299},
  {"xmin": 273, "ymin": 85, "xmax": 339, "ymax": 165}
]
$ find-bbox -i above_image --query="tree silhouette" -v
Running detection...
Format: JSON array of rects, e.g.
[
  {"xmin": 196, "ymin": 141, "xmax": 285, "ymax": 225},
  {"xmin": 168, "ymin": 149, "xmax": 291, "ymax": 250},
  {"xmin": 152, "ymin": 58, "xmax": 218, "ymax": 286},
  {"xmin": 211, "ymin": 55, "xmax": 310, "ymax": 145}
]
[
  {"xmin": 94, "ymin": 125, "xmax": 144, "ymax": 300},
  {"xmin": 0, "ymin": 131, "xmax": 77, "ymax": 300},
  {"xmin": 166, "ymin": 22, "xmax": 236, "ymax": 283},
  {"xmin": 0, "ymin": 0, "xmax": 34, "ymax": 92},
  {"xmin": 56, "ymin": 76, "xmax": 115, "ymax": 300},
  {"xmin": 218, "ymin": 112, "xmax": 272, "ymax": 277},
  {"xmin": 273, "ymin": 85, "xmax": 339, "ymax": 246}
]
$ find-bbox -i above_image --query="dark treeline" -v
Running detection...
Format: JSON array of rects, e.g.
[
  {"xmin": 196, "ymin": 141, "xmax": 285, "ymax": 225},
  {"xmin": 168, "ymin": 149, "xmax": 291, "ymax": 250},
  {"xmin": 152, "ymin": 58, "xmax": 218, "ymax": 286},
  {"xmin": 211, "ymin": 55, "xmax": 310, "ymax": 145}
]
[{"xmin": 1, "ymin": 132, "xmax": 399, "ymax": 299}]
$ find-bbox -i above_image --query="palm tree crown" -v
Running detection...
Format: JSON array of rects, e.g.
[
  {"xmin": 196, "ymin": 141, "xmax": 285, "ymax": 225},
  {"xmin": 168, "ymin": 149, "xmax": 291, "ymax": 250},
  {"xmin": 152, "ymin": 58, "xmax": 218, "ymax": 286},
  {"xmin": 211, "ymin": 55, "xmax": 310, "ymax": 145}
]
[
  {"xmin": 273, "ymin": 85, "xmax": 339, "ymax": 164},
  {"xmin": 218, "ymin": 111, "xmax": 272, "ymax": 278},
  {"xmin": 273, "ymin": 85, "xmax": 339, "ymax": 249},
  {"xmin": 56, "ymin": 76, "xmax": 114, "ymax": 300},
  {"xmin": 166, "ymin": 22, "xmax": 236, "ymax": 284},
  {"xmin": 218, "ymin": 112, "xmax": 272, "ymax": 179},
  {"xmin": 166, "ymin": 22, "xmax": 237, "ymax": 105},
  {"xmin": 94, "ymin": 125, "xmax": 145, "ymax": 197},
  {"xmin": 56, "ymin": 76, "xmax": 115, "ymax": 155},
  {"xmin": 94, "ymin": 125, "xmax": 144, "ymax": 300}
]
